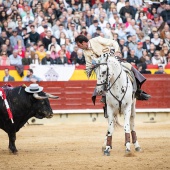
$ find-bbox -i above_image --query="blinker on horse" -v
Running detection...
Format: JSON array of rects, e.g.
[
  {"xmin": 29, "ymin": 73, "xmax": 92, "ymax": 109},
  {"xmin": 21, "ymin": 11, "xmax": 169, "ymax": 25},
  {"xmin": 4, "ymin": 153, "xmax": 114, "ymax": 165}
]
[{"xmin": 89, "ymin": 55, "xmax": 142, "ymax": 156}]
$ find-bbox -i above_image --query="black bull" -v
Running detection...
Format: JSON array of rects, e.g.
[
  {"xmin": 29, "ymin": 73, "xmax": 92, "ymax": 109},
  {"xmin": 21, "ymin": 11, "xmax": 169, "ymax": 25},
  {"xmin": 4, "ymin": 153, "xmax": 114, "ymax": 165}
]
[{"xmin": 0, "ymin": 85, "xmax": 58, "ymax": 153}]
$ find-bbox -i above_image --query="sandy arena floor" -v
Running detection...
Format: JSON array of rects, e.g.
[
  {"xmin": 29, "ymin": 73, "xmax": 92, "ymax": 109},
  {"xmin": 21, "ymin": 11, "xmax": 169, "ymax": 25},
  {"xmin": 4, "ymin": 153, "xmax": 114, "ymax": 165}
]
[{"xmin": 0, "ymin": 121, "xmax": 170, "ymax": 170}]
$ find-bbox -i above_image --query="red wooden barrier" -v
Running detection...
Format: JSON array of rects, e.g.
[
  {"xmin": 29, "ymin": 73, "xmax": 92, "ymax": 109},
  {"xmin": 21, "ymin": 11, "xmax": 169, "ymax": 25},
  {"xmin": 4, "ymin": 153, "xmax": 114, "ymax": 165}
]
[{"xmin": 0, "ymin": 74, "xmax": 170, "ymax": 110}]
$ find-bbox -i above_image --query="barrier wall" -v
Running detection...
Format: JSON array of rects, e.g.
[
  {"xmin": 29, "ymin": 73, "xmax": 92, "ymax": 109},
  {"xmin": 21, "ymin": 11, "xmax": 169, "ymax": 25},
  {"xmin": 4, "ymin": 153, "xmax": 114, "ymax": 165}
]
[{"xmin": 0, "ymin": 74, "xmax": 170, "ymax": 110}]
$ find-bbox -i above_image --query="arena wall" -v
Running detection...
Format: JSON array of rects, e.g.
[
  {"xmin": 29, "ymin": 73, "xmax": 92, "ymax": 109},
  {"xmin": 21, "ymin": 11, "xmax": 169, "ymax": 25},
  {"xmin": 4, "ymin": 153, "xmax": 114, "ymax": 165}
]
[{"xmin": 0, "ymin": 74, "xmax": 170, "ymax": 123}]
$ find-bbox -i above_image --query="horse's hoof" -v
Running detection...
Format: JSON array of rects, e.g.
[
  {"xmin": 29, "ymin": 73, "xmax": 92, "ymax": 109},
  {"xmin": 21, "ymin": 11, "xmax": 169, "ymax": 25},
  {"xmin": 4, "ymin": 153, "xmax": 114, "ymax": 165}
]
[
  {"xmin": 135, "ymin": 147, "xmax": 142, "ymax": 152},
  {"xmin": 125, "ymin": 149, "xmax": 131, "ymax": 153},
  {"xmin": 104, "ymin": 150, "xmax": 110, "ymax": 156}
]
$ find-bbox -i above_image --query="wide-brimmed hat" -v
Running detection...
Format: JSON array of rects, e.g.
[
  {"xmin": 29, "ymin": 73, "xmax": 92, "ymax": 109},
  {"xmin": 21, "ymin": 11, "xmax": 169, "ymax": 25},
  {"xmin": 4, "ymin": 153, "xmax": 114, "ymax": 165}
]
[{"xmin": 25, "ymin": 84, "xmax": 43, "ymax": 93}]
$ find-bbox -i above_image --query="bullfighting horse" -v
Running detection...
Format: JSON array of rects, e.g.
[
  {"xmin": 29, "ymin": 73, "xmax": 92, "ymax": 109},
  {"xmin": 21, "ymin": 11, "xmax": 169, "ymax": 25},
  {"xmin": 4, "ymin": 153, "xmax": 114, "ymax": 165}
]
[{"xmin": 89, "ymin": 54, "xmax": 142, "ymax": 156}]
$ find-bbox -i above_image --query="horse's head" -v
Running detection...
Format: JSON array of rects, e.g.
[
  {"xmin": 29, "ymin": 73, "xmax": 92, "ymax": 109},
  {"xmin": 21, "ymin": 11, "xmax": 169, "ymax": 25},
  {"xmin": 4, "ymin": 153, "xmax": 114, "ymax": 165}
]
[
  {"xmin": 96, "ymin": 63, "xmax": 108, "ymax": 95},
  {"xmin": 93, "ymin": 54, "xmax": 112, "ymax": 95}
]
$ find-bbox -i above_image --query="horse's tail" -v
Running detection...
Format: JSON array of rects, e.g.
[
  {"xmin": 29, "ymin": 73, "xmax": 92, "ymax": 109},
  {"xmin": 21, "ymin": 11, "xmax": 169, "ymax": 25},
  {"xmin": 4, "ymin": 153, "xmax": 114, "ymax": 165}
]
[{"xmin": 114, "ymin": 115, "xmax": 123, "ymax": 128}]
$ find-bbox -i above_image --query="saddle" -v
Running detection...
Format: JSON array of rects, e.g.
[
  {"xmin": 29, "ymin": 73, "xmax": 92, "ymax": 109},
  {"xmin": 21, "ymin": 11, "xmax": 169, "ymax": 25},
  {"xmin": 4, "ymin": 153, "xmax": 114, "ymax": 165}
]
[{"xmin": 121, "ymin": 63, "xmax": 137, "ymax": 93}]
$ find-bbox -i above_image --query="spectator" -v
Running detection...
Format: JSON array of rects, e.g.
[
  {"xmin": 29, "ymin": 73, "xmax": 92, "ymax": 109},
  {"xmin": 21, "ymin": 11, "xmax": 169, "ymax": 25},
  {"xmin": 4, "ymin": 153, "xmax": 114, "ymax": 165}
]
[
  {"xmin": 160, "ymin": 3, "xmax": 170, "ymax": 24},
  {"xmin": 22, "ymin": 28, "xmax": 29, "ymax": 46},
  {"xmin": 164, "ymin": 32, "xmax": 170, "ymax": 48},
  {"xmin": 128, "ymin": 35, "xmax": 137, "ymax": 50},
  {"xmin": 151, "ymin": 33, "xmax": 161, "ymax": 48},
  {"xmin": 76, "ymin": 49, "xmax": 86, "ymax": 65},
  {"xmin": 0, "ymin": 30, "xmax": 7, "ymax": 46},
  {"xmin": 160, "ymin": 43, "xmax": 170, "ymax": 60},
  {"xmin": 35, "ymin": 44, "xmax": 46, "ymax": 62},
  {"xmin": 148, "ymin": 43, "xmax": 156, "ymax": 58},
  {"xmin": 56, "ymin": 50, "xmax": 68, "ymax": 64},
  {"xmin": 143, "ymin": 36, "xmax": 151, "ymax": 52},
  {"xmin": 57, "ymin": 32, "xmax": 67, "ymax": 46},
  {"xmin": 102, "ymin": 0, "xmax": 112, "ymax": 11},
  {"xmin": 48, "ymin": 36, "xmax": 61, "ymax": 53},
  {"xmin": 135, "ymin": 41, "xmax": 143, "ymax": 59},
  {"xmin": 59, "ymin": 44, "xmax": 71, "ymax": 64},
  {"xmin": 122, "ymin": 45, "xmax": 129, "ymax": 59},
  {"xmin": 67, "ymin": 22, "xmax": 77, "ymax": 42},
  {"xmin": 22, "ymin": 11, "xmax": 34, "ymax": 27},
  {"xmin": 157, "ymin": 1, "xmax": 166, "ymax": 15},
  {"xmin": 22, "ymin": 51, "xmax": 32, "ymax": 65},
  {"xmin": 4, "ymin": 39, "xmax": 12, "ymax": 56},
  {"xmin": 9, "ymin": 49, "xmax": 22, "ymax": 65},
  {"xmin": 160, "ymin": 24, "xmax": 169, "ymax": 39},
  {"xmin": 40, "ymin": 25, "xmax": 49, "ymax": 40},
  {"xmin": 42, "ymin": 30, "xmax": 52, "ymax": 50},
  {"xmin": 31, "ymin": 54, "xmax": 41, "ymax": 65},
  {"xmin": 29, "ymin": 25, "xmax": 40, "ymax": 44},
  {"xmin": 119, "ymin": 0, "xmax": 135, "ymax": 23},
  {"xmin": 85, "ymin": 10, "xmax": 94, "ymax": 27},
  {"xmin": 88, "ymin": 20, "xmax": 99, "ymax": 36},
  {"xmin": 23, "ymin": 68, "xmax": 41, "ymax": 83},
  {"xmin": 65, "ymin": 38, "xmax": 74, "ymax": 53},
  {"xmin": 41, "ymin": 51, "xmax": 54, "ymax": 65},
  {"xmin": 92, "ymin": 26, "xmax": 102, "ymax": 38},
  {"xmin": 154, "ymin": 65, "xmax": 166, "ymax": 74},
  {"xmin": 0, "ymin": 51, "xmax": 10, "ymax": 66},
  {"xmin": 70, "ymin": 45, "xmax": 79, "ymax": 64},
  {"xmin": 54, "ymin": 24, "xmax": 68, "ymax": 39},
  {"xmin": 126, "ymin": 49, "xmax": 139, "ymax": 66},
  {"xmin": 157, "ymin": 39, "xmax": 164, "ymax": 51},
  {"xmin": 137, "ymin": 63, "xmax": 151, "ymax": 74},
  {"xmin": 3, "ymin": 68, "xmax": 15, "ymax": 82},
  {"xmin": 152, "ymin": 51, "xmax": 167, "ymax": 65},
  {"xmin": 9, "ymin": 28, "xmax": 24, "ymax": 49},
  {"xmin": 50, "ymin": 45, "xmax": 59, "ymax": 61},
  {"xmin": 152, "ymin": 14, "xmax": 163, "ymax": 29},
  {"xmin": 80, "ymin": 26, "xmax": 88, "ymax": 36}
]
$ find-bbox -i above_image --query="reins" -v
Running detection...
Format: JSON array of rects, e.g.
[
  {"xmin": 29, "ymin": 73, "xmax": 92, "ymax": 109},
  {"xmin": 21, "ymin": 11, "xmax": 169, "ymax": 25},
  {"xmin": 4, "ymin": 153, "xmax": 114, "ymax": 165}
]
[
  {"xmin": 108, "ymin": 74, "xmax": 129, "ymax": 114},
  {"xmin": 96, "ymin": 60, "xmax": 129, "ymax": 114}
]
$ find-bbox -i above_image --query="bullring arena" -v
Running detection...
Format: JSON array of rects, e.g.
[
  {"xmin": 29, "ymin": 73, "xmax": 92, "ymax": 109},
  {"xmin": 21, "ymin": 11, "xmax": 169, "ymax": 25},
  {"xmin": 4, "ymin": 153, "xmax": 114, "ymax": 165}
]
[{"xmin": 0, "ymin": 75, "xmax": 170, "ymax": 170}]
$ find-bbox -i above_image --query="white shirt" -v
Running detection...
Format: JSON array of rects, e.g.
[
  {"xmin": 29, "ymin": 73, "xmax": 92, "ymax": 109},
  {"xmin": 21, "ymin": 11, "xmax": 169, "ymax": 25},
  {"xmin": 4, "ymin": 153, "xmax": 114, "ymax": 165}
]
[
  {"xmin": 151, "ymin": 38, "xmax": 161, "ymax": 46},
  {"xmin": 4, "ymin": 76, "xmax": 9, "ymax": 82},
  {"xmin": 117, "ymin": 2, "xmax": 125, "ymax": 13},
  {"xmin": 9, "ymin": 55, "xmax": 22, "ymax": 65}
]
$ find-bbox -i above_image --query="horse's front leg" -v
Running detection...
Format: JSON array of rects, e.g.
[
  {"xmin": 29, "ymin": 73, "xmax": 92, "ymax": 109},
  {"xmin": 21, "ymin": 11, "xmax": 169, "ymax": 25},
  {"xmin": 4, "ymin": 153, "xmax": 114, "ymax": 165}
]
[
  {"xmin": 130, "ymin": 101, "xmax": 141, "ymax": 152},
  {"xmin": 124, "ymin": 107, "xmax": 131, "ymax": 153},
  {"xmin": 103, "ymin": 105, "xmax": 114, "ymax": 156}
]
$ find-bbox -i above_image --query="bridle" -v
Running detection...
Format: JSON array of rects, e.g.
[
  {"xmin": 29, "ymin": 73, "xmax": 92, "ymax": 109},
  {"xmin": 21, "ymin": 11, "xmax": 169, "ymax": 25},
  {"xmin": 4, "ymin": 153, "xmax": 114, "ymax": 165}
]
[
  {"xmin": 95, "ymin": 60, "xmax": 129, "ymax": 114},
  {"xmin": 96, "ymin": 63, "xmax": 108, "ymax": 88}
]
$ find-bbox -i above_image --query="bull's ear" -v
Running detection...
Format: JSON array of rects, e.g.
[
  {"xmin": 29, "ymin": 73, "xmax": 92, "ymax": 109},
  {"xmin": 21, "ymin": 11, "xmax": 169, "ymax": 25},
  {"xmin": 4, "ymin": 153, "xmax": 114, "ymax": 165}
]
[
  {"xmin": 45, "ymin": 93, "xmax": 59, "ymax": 99},
  {"xmin": 33, "ymin": 93, "xmax": 48, "ymax": 100}
]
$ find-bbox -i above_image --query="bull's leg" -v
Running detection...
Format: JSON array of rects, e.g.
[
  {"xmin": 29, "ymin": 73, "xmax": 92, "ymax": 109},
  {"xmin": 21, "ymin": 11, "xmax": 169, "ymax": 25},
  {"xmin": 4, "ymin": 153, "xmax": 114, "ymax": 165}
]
[
  {"xmin": 130, "ymin": 101, "xmax": 141, "ymax": 152},
  {"xmin": 103, "ymin": 105, "xmax": 114, "ymax": 156},
  {"xmin": 124, "ymin": 107, "xmax": 131, "ymax": 152},
  {"xmin": 8, "ymin": 132, "xmax": 18, "ymax": 153}
]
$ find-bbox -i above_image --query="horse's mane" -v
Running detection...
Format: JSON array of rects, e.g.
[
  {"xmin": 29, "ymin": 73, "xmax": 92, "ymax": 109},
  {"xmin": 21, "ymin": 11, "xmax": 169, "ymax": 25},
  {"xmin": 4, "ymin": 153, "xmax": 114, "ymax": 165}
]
[{"xmin": 85, "ymin": 56, "xmax": 121, "ymax": 77}]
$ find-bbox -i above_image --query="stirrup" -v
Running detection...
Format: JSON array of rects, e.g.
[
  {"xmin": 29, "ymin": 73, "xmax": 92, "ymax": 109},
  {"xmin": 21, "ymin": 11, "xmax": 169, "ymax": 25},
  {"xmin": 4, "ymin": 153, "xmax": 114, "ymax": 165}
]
[{"xmin": 135, "ymin": 90, "xmax": 151, "ymax": 100}]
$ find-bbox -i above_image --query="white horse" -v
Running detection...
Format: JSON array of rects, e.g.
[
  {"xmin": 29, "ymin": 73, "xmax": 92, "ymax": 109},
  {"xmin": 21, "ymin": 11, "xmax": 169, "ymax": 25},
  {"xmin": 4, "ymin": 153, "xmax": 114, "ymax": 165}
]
[{"xmin": 91, "ymin": 55, "xmax": 141, "ymax": 156}]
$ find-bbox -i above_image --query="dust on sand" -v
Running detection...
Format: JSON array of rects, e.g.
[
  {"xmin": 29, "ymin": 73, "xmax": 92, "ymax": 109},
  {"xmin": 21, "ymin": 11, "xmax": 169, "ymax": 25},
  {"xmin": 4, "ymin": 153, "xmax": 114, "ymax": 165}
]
[{"xmin": 0, "ymin": 121, "xmax": 169, "ymax": 170}]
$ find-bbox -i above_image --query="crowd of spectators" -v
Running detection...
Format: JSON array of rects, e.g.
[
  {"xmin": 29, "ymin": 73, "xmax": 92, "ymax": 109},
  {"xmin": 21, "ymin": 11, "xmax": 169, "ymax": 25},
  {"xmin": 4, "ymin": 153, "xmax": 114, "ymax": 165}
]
[{"xmin": 0, "ymin": 0, "xmax": 170, "ymax": 75}]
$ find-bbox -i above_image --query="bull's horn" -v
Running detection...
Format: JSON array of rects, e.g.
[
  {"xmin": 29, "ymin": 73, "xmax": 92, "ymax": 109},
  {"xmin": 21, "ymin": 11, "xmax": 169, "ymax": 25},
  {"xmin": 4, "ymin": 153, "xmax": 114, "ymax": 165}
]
[
  {"xmin": 33, "ymin": 93, "xmax": 48, "ymax": 100},
  {"xmin": 45, "ymin": 93, "xmax": 59, "ymax": 99}
]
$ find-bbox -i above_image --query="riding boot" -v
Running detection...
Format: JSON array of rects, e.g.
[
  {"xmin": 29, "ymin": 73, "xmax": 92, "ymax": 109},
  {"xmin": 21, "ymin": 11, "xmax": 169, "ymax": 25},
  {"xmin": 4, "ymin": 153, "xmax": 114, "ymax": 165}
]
[
  {"xmin": 131, "ymin": 67, "xmax": 151, "ymax": 100},
  {"xmin": 135, "ymin": 82, "xmax": 151, "ymax": 100}
]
